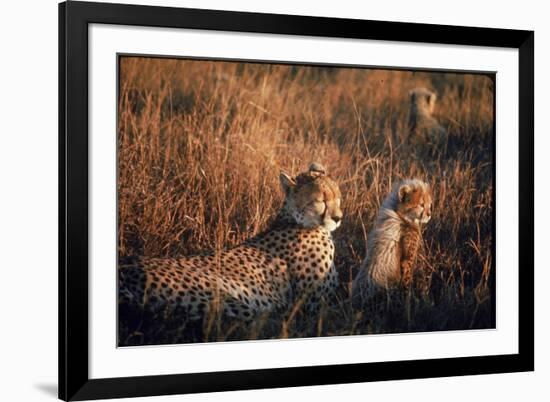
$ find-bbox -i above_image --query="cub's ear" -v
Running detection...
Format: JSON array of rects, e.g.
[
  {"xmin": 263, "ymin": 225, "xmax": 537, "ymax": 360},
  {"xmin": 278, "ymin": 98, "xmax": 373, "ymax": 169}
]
[
  {"xmin": 428, "ymin": 92, "xmax": 437, "ymax": 106},
  {"xmin": 279, "ymin": 172, "xmax": 296, "ymax": 193},
  {"xmin": 398, "ymin": 183, "xmax": 412, "ymax": 202}
]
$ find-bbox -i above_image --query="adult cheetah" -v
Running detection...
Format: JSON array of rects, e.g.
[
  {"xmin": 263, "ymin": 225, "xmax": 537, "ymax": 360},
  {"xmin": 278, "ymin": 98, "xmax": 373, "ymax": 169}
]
[{"xmin": 119, "ymin": 163, "xmax": 343, "ymax": 324}]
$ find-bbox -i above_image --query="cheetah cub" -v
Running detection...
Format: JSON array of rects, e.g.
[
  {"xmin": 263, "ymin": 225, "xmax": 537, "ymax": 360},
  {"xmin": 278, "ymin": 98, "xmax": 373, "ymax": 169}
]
[
  {"xmin": 119, "ymin": 163, "xmax": 343, "ymax": 323},
  {"xmin": 408, "ymin": 88, "xmax": 446, "ymax": 143},
  {"xmin": 353, "ymin": 179, "xmax": 432, "ymax": 296}
]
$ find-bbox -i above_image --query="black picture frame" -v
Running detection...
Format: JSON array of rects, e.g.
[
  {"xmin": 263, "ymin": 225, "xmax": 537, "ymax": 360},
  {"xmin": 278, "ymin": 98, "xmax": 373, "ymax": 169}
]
[{"xmin": 59, "ymin": 1, "xmax": 534, "ymax": 400}]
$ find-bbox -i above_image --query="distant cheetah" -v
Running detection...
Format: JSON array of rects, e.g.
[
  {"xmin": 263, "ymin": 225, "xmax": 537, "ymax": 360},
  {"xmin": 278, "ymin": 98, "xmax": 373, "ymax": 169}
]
[
  {"xmin": 408, "ymin": 88, "xmax": 446, "ymax": 143},
  {"xmin": 119, "ymin": 163, "xmax": 343, "ymax": 324}
]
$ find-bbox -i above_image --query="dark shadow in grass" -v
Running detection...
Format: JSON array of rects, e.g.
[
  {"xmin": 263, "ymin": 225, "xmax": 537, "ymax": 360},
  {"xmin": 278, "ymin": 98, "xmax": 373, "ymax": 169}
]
[{"xmin": 34, "ymin": 383, "xmax": 57, "ymax": 398}]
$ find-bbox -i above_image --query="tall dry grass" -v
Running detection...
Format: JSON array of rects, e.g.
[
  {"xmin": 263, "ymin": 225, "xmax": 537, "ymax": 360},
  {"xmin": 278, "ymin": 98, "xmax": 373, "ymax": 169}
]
[{"xmin": 118, "ymin": 57, "xmax": 494, "ymax": 345}]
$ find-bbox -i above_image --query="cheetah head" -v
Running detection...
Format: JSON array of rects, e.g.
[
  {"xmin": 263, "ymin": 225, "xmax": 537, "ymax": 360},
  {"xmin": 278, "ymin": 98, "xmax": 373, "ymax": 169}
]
[
  {"xmin": 396, "ymin": 179, "xmax": 432, "ymax": 225},
  {"xmin": 409, "ymin": 87, "xmax": 437, "ymax": 116},
  {"xmin": 279, "ymin": 162, "xmax": 343, "ymax": 232}
]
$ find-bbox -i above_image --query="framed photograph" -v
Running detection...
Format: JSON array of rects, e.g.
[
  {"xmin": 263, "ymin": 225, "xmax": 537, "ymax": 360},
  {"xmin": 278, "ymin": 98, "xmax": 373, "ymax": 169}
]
[{"xmin": 59, "ymin": 1, "xmax": 534, "ymax": 400}]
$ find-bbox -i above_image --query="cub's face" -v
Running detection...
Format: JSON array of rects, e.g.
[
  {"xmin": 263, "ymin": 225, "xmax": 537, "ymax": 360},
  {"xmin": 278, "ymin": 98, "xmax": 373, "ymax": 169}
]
[
  {"xmin": 397, "ymin": 180, "xmax": 432, "ymax": 225},
  {"xmin": 280, "ymin": 164, "xmax": 343, "ymax": 232},
  {"xmin": 410, "ymin": 88, "xmax": 437, "ymax": 115}
]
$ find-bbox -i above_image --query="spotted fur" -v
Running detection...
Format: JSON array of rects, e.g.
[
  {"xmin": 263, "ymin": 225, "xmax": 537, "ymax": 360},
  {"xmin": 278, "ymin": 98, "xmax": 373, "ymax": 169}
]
[
  {"xmin": 119, "ymin": 163, "xmax": 343, "ymax": 322},
  {"xmin": 353, "ymin": 179, "xmax": 432, "ymax": 296}
]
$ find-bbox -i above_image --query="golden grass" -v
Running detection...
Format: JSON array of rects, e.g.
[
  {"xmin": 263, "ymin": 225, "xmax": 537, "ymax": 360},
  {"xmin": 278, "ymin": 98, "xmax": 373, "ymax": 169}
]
[{"xmin": 118, "ymin": 56, "xmax": 494, "ymax": 345}]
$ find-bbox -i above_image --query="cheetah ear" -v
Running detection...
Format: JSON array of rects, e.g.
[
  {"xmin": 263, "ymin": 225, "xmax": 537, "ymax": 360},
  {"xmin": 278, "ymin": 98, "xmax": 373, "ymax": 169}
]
[
  {"xmin": 279, "ymin": 172, "xmax": 296, "ymax": 193},
  {"xmin": 308, "ymin": 162, "xmax": 326, "ymax": 176},
  {"xmin": 429, "ymin": 92, "xmax": 437, "ymax": 106},
  {"xmin": 398, "ymin": 184, "xmax": 412, "ymax": 202}
]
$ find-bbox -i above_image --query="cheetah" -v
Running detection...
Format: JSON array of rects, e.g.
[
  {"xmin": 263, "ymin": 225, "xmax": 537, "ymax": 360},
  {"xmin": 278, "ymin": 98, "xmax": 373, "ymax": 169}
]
[
  {"xmin": 353, "ymin": 179, "xmax": 432, "ymax": 297},
  {"xmin": 119, "ymin": 163, "xmax": 343, "ymax": 325},
  {"xmin": 408, "ymin": 88, "xmax": 446, "ymax": 143}
]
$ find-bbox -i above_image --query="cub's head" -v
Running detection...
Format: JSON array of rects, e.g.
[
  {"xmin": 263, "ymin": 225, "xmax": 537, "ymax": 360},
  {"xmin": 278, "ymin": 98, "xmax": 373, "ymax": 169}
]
[
  {"xmin": 395, "ymin": 179, "xmax": 432, "ymax": 225},
  {"xmin": 279, "ymin": 163, "xmax": 343, "ymax": 232},
  {"xmin": 409, "ymin": 88, "xmax": 437, "ymax": 116}
]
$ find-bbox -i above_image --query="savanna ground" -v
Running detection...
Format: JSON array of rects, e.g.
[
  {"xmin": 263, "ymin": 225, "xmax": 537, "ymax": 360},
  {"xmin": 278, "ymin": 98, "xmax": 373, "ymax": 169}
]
[{"xmin": 118, "ymin": 56, "xmax": 494, "ymax": 346}]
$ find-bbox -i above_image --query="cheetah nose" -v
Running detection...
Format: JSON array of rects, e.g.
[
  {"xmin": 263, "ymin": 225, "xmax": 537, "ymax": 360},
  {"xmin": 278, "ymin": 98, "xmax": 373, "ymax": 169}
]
[{"xmin": 332, "ymin": 215, "xmax": 342, "ymax": 223}]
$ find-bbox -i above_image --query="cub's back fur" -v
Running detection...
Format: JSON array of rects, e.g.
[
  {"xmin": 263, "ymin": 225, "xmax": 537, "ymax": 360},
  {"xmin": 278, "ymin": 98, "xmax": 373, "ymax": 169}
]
[{"xmin": 353, "ymin": 179, "xmax": 432, "ymax": 296}]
